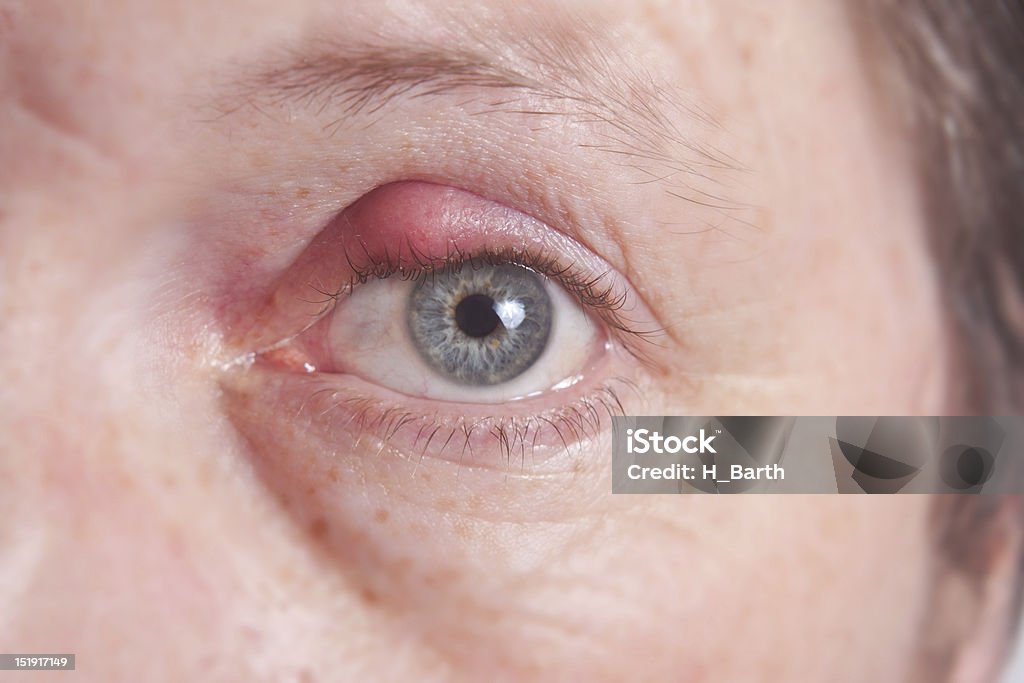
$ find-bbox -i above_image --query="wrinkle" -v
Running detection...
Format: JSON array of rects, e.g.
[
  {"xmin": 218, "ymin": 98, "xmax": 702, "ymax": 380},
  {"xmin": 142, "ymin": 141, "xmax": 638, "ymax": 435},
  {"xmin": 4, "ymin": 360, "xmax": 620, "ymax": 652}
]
[{"xmin": 4, "ymin": 91, "xmax": 122, "ymax": 176}]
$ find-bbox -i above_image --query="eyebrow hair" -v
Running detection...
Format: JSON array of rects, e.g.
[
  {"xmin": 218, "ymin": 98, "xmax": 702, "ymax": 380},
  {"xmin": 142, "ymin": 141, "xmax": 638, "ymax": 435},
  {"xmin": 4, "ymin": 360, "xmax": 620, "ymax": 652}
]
[{"xmin": 218, "ymin": 21, "xmax": 746, "ymax": 216}]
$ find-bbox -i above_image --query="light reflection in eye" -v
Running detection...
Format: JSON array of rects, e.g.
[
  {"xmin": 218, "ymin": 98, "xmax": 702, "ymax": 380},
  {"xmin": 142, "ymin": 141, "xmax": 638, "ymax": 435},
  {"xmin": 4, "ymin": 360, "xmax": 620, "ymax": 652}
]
[{"xmin": 493, "ymin": 299, "xmax": 526, "ymax": 330}]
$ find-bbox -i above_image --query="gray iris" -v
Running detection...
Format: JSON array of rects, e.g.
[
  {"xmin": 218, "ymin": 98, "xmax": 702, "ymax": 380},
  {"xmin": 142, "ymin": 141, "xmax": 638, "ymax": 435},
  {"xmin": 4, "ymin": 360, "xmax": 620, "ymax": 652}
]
[{"xmin": 407, "ymin": 263, "xmax": 553, "ymax": 385}]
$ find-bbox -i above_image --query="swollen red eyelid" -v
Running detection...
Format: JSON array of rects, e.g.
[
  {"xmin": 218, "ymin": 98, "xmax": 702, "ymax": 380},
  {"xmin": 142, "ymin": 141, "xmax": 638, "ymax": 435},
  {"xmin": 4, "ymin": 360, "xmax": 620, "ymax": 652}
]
[
  {"xmin": 338, "ymin": 181, "xmax": 533, "ymax": 267},
  {"xmin": 227, "ymin": 180, "xmax": 615, "ymax": 357},
  {"xmin": 225, "ymin": 182, "xmax": 526, "ymax": 352}
]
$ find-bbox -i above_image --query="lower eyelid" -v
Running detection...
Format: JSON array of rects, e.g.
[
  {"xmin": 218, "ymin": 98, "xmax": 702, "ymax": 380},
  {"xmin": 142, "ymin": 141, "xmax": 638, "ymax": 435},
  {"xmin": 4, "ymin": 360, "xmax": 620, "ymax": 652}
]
[{"xmin": 220, "ymin": 353, "xmax": 638, "ymax": 471}]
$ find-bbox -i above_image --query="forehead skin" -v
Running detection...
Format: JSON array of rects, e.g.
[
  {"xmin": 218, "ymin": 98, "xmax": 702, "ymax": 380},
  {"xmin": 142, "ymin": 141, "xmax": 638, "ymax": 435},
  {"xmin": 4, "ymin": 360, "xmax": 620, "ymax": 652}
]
[{"xmin": 1, "ymin": 1, "xmax": 946, "ymax": 682}]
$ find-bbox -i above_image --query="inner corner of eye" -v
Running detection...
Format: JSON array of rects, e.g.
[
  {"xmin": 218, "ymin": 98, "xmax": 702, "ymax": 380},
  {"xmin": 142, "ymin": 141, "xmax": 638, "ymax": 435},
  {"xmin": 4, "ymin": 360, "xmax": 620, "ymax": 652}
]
[{"xmin": 305, "ymin": 257, "xmax": 602, "ymax": 403}]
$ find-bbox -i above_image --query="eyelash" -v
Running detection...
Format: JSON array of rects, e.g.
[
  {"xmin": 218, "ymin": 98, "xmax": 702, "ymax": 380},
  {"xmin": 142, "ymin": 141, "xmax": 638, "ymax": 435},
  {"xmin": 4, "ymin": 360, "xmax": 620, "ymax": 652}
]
[
  {"xmin": 297, "ymin": 377, "xmax": 639, "ymax": 468},
  {"xmin": 303, "ymin": 237, "xmax": 662, "ymax": 363},
  {"xmin": 251, "ymin": 236, "xmax": 655, "ymax": 467}
]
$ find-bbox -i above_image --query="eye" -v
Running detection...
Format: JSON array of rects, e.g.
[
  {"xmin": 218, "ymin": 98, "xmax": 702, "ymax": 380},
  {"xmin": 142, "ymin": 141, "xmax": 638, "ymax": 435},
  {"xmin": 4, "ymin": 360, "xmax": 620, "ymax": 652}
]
[
  {"xmin": 228, "ymin": 181, "xmax": 659, "ymax": 466},
  {"xmin": 322, "ymin": 259, "xmax": 597, "ymax": 402}
]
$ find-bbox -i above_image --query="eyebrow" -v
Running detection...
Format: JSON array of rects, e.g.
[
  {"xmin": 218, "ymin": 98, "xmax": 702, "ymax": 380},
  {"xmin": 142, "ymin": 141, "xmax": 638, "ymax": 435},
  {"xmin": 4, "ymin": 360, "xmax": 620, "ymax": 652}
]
[{"xmin": 219, "ymin": 22, "xmax": 743, "ymax": 207}]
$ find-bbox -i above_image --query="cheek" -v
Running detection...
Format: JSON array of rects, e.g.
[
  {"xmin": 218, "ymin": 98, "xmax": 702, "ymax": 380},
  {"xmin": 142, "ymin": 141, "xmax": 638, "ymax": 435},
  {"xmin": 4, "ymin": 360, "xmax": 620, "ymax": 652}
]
[
  {"xmin": 218, "ymin": 384, "xmax": 616, "ymax": 675},
  {"xmin": 202, "ymin": 380, "xmax": 938, "ymax": 683},
  {"xmin": 513, "ymin": 496, "xmax": 934, "ymax": 681},
  {"xmin": 3, "ymin": 413, "xmax": 228, "ymax": 673}
]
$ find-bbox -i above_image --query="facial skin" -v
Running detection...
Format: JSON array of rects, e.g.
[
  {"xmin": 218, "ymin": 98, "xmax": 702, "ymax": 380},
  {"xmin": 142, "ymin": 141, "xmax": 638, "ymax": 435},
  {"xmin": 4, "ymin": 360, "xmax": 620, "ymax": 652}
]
[{"xmin": 2, "ymin": 1, "xmax": 1015, "ymax": 681}]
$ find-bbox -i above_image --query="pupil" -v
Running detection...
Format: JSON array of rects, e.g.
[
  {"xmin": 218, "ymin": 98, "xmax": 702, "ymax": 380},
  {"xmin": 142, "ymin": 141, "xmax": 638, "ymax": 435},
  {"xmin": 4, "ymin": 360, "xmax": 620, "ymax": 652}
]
[{"xmin": 455, "ymin": 294, "xmax": 502, "ymax": 338}]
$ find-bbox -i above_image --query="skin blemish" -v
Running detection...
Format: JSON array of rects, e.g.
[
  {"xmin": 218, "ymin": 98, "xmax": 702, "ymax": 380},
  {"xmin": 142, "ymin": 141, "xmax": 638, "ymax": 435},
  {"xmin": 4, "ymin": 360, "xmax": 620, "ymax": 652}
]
[
  {"xmin": 360, "ymin": 586, "xmax": 380, "ymax": 605},
  {"xmin": 739, "ymin": 42, "xmax": 754, "ymax": 67},
  {"xmin": 309, "ymin": 516, "xmax": 329, "ymax": 540}
]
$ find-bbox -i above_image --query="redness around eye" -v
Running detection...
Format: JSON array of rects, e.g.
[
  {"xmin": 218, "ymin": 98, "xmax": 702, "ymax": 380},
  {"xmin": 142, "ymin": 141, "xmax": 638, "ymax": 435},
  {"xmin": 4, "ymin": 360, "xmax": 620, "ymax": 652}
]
[
  {"xmin": 335, "ymin": 181, "xmax": 557, "ymax": 267},
  {"xmin": 236, "ymin": 181, "xmax": 614, "ymax": 353}
]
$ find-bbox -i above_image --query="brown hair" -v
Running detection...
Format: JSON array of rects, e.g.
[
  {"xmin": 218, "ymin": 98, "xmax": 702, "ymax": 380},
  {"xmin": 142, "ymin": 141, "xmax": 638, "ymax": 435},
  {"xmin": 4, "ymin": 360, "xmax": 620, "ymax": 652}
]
[
  {"xmin": 854, "ymin": 1, "xmax": 1024, "ymax": 676},
  {"xmin": 863, "ymin": 1, "xmax": 1024, "ymax": 410}
]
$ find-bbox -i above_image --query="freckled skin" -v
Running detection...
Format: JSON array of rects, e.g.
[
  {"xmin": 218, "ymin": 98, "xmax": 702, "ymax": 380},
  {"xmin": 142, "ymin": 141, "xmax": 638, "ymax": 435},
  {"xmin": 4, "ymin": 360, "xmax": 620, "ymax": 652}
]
[{"xmin": 0, "ymin": 1, "xmax": 995, "ymax": 682}]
